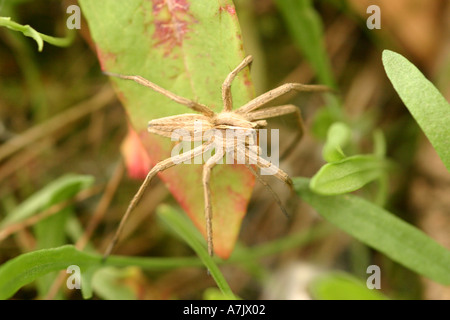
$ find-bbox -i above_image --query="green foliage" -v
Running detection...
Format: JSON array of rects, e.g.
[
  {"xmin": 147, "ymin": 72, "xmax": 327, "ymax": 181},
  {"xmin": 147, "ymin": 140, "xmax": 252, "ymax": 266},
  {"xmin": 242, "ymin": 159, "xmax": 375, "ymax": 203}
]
[
  {"xmin": 310, "ymin": 155, "xmax": 391, "ymax": 195},
  {"xmin": 311, "ymin": 120, "xmax": 390, "ymax": 196},
  {"xmin": 0, "ymin": 204, "xmax": 328, "ymax": 299},
  {"xmin": 274, "ymin": 0, "xmax": 335, "ymax": 88},
  {"xmin": 383, "ymin": 50, "xmax": 450, "ymax": 172},
  {"xmin": 0, "ymin": 246, "xmax": 100, "ymax": 300},
  {"xmin": 0, "ymin": 205, "xmax": 236, "ymax": 299},
  {"xmin": 0, "ymin": 16, "xmax": 74, "ymax": 52},
  {"xmin": 275, "ymin": 0, "xmax": 342, "ymax": 134},
  {"xmin": 157, "ymin": 205, "xmax": 236, "ymax": 299},
  {"xmin": 2, "ymin": 1, "xmax": 449, "ymax": 301},
  {"xmin": 0, "ymin": 174, "xmax": 94, "ymax": 229},
  {"xmin": 321, "ymin": 122, "xmax": 352, "ymax": 162},
  {"xmin": 0, "ymin": 174, "xmax": 94, "ymax": 297},
  {"xmin": 295, "ymin": 178, "xmax": 450, "ymax": 286}
]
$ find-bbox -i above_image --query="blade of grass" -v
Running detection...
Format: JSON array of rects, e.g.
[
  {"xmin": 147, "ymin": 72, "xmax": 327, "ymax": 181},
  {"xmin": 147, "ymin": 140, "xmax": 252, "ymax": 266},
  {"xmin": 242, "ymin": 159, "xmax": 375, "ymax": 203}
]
[
  {"xmin": 0, "ymin": 245, "xmax": 99, "ymax": 300},
  {"xmin": 156, "ymin": 205, "xmax": 236, "ymax": 298},
  {"xmin": 275, "ymin": 0, "xmax": 341, "ymax": 118},
  {"xmin": 295, "ymin": 177, "xmax": 450, "ymax": 285},
  {"xmin": 274, "ymin": 0, "xmax": 335, "ymax": 88},
  {"xmin": 0, "ymin": 220, "xmax": 330, "ymax": 300},
  {"xmin": 0, "ymin": 245, "xmax": 205, "ymax": 300}
]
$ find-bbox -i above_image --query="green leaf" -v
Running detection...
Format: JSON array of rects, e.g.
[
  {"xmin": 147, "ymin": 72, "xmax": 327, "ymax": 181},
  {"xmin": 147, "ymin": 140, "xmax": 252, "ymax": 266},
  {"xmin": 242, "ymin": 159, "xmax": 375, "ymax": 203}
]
[
  {"xmin": 0, "ymin": 244, "xmax": 205, "ymax": 299},
  {"xmin": 0, "ymin": 174, "xmax": 94, "ymax": 229},
  {"xmin": 157, "ymin": 205, "xmax": 236, "ymax": 298},
  {"xmin": 79, "ymin": 0, "xmax": 255, "ymax": 259},
  {"xmin": 310, "ymin": 155, "xmax": 390, "ymax": 195},
  {"xmin": 0, "ymin": 16, "xmax": 74, "ymax": 52},
  {"xmin": 322, "ymin": 122, "xmax": 352, "ymax": 162},
  {"xmin": 383, "ymin": 50, "xmax": 450, "ymax": 172},
  {"xmin": 295, "ymin": 178, "xmax": 450, "ymax": 285},
  {"xmin": 309, "ymin": 272, "xmax": 389, "ymax": 300},
  {"xmin": 0, "ymin": 174, "xmax": 94, "ymax": 297},
  {"xmin": 0, "ymin": 222, "xmax": 328, "ymax": 299},
  {"xmin": 0, "ymin": 245, "xmax": 100, "ymax": 300}
]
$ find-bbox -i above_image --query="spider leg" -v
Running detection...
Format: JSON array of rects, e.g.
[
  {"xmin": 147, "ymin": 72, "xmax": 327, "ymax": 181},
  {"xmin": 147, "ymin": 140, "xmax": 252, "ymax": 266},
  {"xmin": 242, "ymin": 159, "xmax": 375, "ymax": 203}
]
[
  {"xmin": 237, "ymin": 144, "xmax": 293, "ymax": 190},
  {"xmin": 202, "ymin": 150, "xmax": 225, "ymax": 256},
  {"xmin": 236, "ymin": 82, "xmax": 330, "ymax": 114},
  {"xmin": 247, "ymin": 104, "xmax": 304, "ymax": 160},
  {"xmin": 103, "ymin": 140, "xmax": 215, "ymax": 260},
  {"xmin": 104, "ymin": 72, "xmax": 215, "ymax": 117},
  {"xmin": 222, "ymin": 55, "xmax": 253, "ymax": 112},
  {"xmin": 244, "ymin": 163, "xmax": 290, "ymax": 218}
]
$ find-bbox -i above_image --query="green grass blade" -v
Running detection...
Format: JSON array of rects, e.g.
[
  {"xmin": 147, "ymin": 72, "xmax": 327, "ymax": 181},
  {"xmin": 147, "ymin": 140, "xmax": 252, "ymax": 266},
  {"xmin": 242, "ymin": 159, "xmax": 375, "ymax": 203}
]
[
  {"xmin": 0, "ymin": 174, "xmax": 93, "ymax": 297},
  {"xmin": 0, "ymin": 224, "xmax": 338, "ymax": 300},
  {"xmin": 157, "ymin": 205, "xmax": 236, "ymax": 298},
  {"xmin": 274, "ymin": 0, "xmax": 335, "ymax": 88},
  {"xmin": 275, "ymin": 0, "xmax": 341, "ymax": 120},
  {"xmin": 0, "ymin": 245, "xmax": 204, "ymax": 299},
  {"xmin": 383, "ymin": 50, "xmax": 450, "ymax": 172},
  {"xmin": 295, "ymin": 177, "xmax": 450, "ymax": 285}
]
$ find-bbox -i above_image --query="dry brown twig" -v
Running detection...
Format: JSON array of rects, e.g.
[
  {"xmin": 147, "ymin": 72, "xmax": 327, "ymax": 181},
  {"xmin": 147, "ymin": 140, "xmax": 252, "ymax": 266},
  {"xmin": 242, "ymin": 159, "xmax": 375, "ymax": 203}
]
[{"xmin": 103, "ymin": 55, "xmax": 330, "ymax": 258}]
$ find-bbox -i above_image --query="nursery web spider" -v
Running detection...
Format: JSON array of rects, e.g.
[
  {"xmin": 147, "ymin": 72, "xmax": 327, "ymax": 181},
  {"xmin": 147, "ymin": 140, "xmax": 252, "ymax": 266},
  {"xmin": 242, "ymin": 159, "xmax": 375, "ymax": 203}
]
[{"xmin": 103, "ymin": 55, "xmax": 329, "ymax": 259}]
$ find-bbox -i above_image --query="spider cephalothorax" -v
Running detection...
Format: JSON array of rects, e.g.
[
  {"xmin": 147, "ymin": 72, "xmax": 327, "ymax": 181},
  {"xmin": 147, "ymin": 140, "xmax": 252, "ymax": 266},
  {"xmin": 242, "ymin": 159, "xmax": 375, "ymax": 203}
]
[{"xmin": 104, "ymin": 55, "xmax": 329, "ymax": 258}]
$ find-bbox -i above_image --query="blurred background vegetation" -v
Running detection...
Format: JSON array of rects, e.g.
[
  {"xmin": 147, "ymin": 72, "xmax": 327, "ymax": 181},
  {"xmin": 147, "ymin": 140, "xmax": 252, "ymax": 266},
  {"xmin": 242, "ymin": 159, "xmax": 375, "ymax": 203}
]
[{"xmin": 0, "ymin": 0, "xmax": 449, "ymax": 299}]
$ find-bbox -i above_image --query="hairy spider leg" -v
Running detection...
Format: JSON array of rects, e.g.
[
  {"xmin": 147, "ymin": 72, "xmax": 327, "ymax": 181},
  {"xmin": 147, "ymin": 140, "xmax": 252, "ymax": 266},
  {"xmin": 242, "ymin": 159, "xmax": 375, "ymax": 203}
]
[
  {"xmin": 104, "ymin": 71, "xmax": 215, "ymax": 117},
  {"xmin": 202, "ymin": 149, "xmax": 225, "ymax": 256},
  {"xmin": 103, "ymin": 139, "xmax": 215, "ymax": 260},
  {"xmin": 222, "ymin": 55, "xmax": 253, "ymax": 112},
  {"xmin": 236, "ymin": 83, "xmax": 330, "ymax": 114}
]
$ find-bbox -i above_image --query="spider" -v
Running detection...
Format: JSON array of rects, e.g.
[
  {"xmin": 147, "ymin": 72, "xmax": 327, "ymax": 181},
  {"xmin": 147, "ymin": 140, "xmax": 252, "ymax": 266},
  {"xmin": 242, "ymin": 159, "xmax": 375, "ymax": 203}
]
[{"xmin": 103, "ymin": 55, "xmax": 329, "ymax": 259}]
